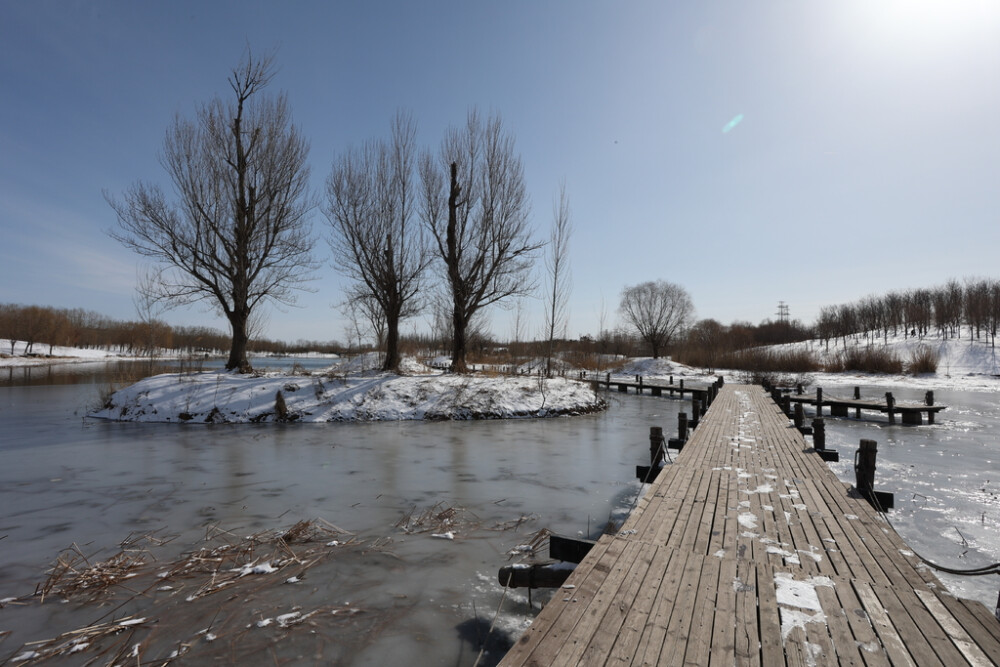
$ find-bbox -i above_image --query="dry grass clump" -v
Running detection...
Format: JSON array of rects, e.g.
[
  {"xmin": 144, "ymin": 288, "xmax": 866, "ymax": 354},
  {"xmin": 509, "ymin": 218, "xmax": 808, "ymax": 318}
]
[
  {"xmin": 13, "ymin": 519, "xmax": 364, "ymax": 665},
  {"xmin": 906, "ymin": 344, "xmax": 939, "ymax": 374},
  {"xmin": 395, "ymin": 502, "xmax": 480, "ymax": 536},
  {"xmin": 826, "ymin": 347, "xmax": 903, "ymax": 374},
  {"xmin": 723, "ymin": 348, "xmax": 821, "ymax": 374}
]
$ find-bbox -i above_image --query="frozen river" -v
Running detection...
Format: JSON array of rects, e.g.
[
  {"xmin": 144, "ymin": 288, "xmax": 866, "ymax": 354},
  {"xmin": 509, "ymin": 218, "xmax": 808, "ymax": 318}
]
[{"xmin": 0, "ymin": 361, "xmax": 998, "ymax": 664}]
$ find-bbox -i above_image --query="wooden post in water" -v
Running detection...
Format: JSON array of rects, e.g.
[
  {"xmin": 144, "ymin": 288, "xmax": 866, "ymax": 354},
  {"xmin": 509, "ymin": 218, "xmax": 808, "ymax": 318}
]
[
  {"xmin": 813, "ymin": 418, "xmax": 826, "ymax": 450},
  {"xmin": 854, "ymin": 386, "xmax": 862, "ymax": 418},
  {"xmin": 793, "ymin": 402, "xmax": 805, "ymax": 429},
  {"xmin": 679, "ymin": 379, "xmax": 685, "ymax": 393},
  {"xmin": 816, "ymin": 387, "xmax": 823, "ymax": 417},
  {"xmin": 678, "ymin": 412, "xmax": 688, "ymax": 442},
  {"xmin": 855, "ymin": 439, "xmax": 878, "ymax": 501},
  {"xmin": 886, "ymin": 392, "xmax": 895, "ymax": 424},
  {"xmin": 926, "ymin": 391, "xmax": 936, "ymax": 424},
  {"xmin": 649, "ymin": 426, "xmax": 664, "ymax": 467},
  {"xmin": 691, "ymin": 397, "xmax": 701, "ymax": 427},
  {"xmin": 781, "ymin": 395, "xmax": 791, "ymax": 417},
  {"xmin": 669, "ymin": 375, "xmax": 673, "ymax": 385}
]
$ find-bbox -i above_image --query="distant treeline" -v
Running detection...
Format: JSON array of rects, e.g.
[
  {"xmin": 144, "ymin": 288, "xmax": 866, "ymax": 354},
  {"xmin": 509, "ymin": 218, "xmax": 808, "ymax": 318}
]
[
  {"xmin": 0, "ymin": 304, "xmax": 343, "ymax": 357},
  {"xmin": 813, "ymin": 278, "xmax": 1000, "ymax": 348}
]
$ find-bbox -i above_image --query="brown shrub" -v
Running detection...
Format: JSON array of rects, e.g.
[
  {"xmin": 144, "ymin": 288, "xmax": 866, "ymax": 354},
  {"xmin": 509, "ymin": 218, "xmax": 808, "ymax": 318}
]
[{"xmin": 906, "ymin": 345, "xmax": 938, "ymax": 374}]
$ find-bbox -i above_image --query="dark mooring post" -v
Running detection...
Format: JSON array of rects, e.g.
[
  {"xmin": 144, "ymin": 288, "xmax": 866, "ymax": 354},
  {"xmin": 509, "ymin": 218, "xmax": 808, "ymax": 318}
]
[
  {"xmin": 649, "ymin": 426, "xmax": 664, "ymax": 467},
  {"xmin": 855, "ymin": 439, "xmax": 878, "ymax": 501},
  {"xmin": 691, "ymin": 398, "xmax": 701, "ymax": 428},
  {"xmin": 854, "ymin": 386, "xmax": 861, "ymax": 399},
  {"xmin": 885, "ymin": 392, "xmax": 895, "ymax": 424},
  {"xmin": 926, "ymin": 391, "xmax": 936, "ymax": 424},
  {"xmin": 781, "ymin": 394, "xmax": 791, "ymax": 418},
  {"xmin": 793, "ymin": 402, "xmax": 805, "ymax": 429},
  {"xmin": 812, "ymin": 418, "xmax": 825, "ymax": 450},
  {"xmin": 669, "ymin": 412, "xmax": 689, "ymax": 450},
  {"xmin": 816, "ymin": 387, "xmax": 823, "ymax": 417}
]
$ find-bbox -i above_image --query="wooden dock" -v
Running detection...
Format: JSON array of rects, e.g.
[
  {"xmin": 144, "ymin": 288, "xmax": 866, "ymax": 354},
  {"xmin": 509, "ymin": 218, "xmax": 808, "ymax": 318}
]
[
  {"xmin": 783, "ymin": 388, "xmax": 946, "ymax": 425},
  {"xmin": 499, "ymin": 385, "xmax": 1000, "ymax": 666},
  {"xmin": 585, "ymin": 373, "xmax": 715, "ymax": 401}
]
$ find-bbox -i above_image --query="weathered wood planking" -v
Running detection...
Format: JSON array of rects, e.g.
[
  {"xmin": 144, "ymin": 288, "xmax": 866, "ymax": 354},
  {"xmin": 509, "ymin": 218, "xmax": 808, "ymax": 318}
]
[{"xmin": 499, "ymin": 385, "xmax": 1000, "ymax": 666}]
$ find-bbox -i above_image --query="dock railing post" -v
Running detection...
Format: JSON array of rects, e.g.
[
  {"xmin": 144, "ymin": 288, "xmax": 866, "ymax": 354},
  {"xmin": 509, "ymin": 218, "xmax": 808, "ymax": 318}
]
[
  {"xmin": 854, "ymin": 386, "xmax": 862, "ymax": 418},
  {"xmin": 678, "ymin": 412, "xmax": 688, "ymax": 442},
  {"xmin": 793, "ymin": 402, "xmax": 804, "ymax": 429},
  {"xmin": 886, "ymin": 392, "xmax": 895, "ymax": 424},
  {"xmin": 855, "ymin": 439, "xmax": 878, "ymax": 501},
  {"xmin": 691, "ymin": 398, "xmax": 701, "ymax": 427},
  {"xmin": 781, "ymin": 395, "xmax": 791, "ymax": 417},
  {"xmin": 816, "ymin": 388, "xmax": 823, "ymax": 417},
  {"xmin": 926, "ymin": 391, "xmax": 936, "ymax": 424}
]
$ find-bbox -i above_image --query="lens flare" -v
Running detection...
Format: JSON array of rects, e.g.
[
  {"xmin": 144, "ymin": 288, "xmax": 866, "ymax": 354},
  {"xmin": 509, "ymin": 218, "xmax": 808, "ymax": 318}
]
[{"xmin": 722, "ymin": 114, "xmax": 744, "ymax": 133}]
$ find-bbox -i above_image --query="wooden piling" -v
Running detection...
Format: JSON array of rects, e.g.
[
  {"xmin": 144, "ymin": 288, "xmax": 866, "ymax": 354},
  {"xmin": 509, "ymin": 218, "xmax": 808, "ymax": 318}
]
[
  {"xmin": 816, "ymin": 387, "xmax": 823, "ymax": 416},
  {"xmin": 886, "ymin": 392, "xmax": 895, "ymax": 424},
  {"xmin": 793, "ymin": 402, "xmax": 804, "ymax": 429},
  {"xmin": 855, "ymin": 439, "xmax": 878, "ymax": 500},
  {"xmin": 649, "ymin": 426, "xmax": 664, "ymax": 467},
  {"xmin": 812, "ymin": 417, "xmax": 825, "ymax": 450}
]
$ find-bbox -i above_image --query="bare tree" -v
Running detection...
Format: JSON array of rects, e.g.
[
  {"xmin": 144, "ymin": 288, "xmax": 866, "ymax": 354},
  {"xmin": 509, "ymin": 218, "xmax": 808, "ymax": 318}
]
[
  {"xmin": 420, "ymin": 110, "xmax": 542, "ymax": 372},
  {"xmin": 544, "ymin": 182, "xmax": 572, "ymax": 377},
  {"xmin": 107, "ymin": 51, "xmax": 315, "ymax": 372},
  {"xmin": 325, "ymin": 112, "xmax": 429, "ymax": 372},
  {"xmin": 618, "ymin": 280, "xmax": 694, "ymax": 359}
]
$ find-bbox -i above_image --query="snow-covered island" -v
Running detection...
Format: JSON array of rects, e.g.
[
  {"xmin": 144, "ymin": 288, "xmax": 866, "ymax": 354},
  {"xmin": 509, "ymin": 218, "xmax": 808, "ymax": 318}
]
[{"xmin": 89, "ymin": 356, "xmax": 607, "ymax": 423}]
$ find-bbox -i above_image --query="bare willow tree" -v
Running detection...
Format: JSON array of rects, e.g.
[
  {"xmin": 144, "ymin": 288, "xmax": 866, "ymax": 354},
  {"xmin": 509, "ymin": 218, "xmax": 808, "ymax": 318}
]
[
  {"xmin": 544, "ymin": 183, "xmax": 572, "ymax": 377},
  {"xmin": 619, "ymin": 280, "xmax": 694, "ymax": 359},
  {"xmin": 325, "ymin": 112, "xmax": 429, "ymax": 372},
  {"xmin": 420, "ymin": 110, "xmax": 541, "ymax": 372},
  {"xmin": 107, "ymin": 52, "xmax": 315, "ymax": 372}
]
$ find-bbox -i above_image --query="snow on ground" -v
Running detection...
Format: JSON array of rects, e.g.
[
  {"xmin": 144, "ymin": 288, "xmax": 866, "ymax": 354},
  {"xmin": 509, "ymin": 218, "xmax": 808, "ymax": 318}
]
[
  {"xmin": 766, "ymin": 331, "xmax": 1000, "ymax": 393},
  {"xmin": 90, "ymin": 361, "xmax": 606, "ymax": 423},
  {"xmin": 0, "ymin": 339, "xmax": 148, "ymax": 365}
]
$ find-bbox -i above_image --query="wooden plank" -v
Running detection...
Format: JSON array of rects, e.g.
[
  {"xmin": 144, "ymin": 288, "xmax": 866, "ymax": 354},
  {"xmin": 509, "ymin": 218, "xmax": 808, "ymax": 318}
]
[
  {"xmin": 914, "ymin": 589, "xmax": 994, "ymax": 667},
  {"xmin": 853, "ymin": 581, "xmax": 918, "ymax": 667}
]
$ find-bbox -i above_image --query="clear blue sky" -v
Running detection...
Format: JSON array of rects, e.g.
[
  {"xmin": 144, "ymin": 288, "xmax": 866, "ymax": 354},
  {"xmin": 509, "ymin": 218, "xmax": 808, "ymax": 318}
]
[{"xmin": 3, "ymin": 1, "xmax": 999, "ymax": 344}]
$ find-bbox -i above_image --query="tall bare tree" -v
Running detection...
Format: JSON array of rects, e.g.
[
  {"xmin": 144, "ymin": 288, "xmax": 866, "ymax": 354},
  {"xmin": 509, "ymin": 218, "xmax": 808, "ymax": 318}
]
[
  {"xmin": 325, "ymin": 112, "xmax": 428, "ymax": 372},
  {"xmin": 544, "ymin": 182, "xmax": 572, "ymax": 377},
  {"xmin": 420, "ymin": 110, "xmax": 541, "ymax": 372},
  {"xmin": 107, "ymin": 51, "xmax": 315, "ymax": 372},
  {"xmin": 619, "ymin": 280, "xmax": 694, "ymax": 359}
]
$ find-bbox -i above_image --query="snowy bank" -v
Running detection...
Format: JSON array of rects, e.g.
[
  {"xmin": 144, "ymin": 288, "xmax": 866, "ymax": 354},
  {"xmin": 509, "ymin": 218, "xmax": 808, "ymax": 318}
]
[{"xmin": 89, "ymin": 366, "xmax": 606, "ymax": 423}]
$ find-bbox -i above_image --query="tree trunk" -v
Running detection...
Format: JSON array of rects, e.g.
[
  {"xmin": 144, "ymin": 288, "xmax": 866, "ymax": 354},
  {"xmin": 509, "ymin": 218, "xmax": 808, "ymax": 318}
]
[
  {"xmin": 226, "ymin": 311, "xmax": 251, "ymax": 372},
  {"xmin": 451, "ymin": 307, "xmax": 468, "ymax": 373},
  {"xmin": 446, "ymin": 161, "xmax": 469, "ymax": 374},
  {"xmin": 383, "ymin": 313, "xmax": 400, "ymax": 373}
]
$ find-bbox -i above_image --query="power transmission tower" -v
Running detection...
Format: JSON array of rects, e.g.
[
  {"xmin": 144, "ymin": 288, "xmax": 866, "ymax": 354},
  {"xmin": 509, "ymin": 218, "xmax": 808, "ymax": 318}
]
[{"xmin": 777, "ymin": 301, "xmax": 790, "ymax": 324}]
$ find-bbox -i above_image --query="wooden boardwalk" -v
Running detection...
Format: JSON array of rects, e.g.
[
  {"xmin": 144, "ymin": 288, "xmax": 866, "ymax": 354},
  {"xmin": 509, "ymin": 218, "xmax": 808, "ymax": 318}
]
[{"xmin": 500, "ymin": 385, "xmax": 1000, "ymax": 666}]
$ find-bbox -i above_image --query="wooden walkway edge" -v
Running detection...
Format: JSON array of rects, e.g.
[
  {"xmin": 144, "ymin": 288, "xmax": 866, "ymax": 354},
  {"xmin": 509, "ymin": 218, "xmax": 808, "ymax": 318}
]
[{"xmin": 499, "ymin": 384, "xmax": 1000, "ymax": 666}]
